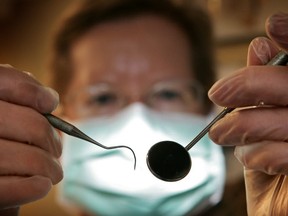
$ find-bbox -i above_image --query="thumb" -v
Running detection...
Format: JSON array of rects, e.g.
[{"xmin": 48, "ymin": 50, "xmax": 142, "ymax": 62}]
[
  {"xmin": 266, "ymin": 12, "xmax": 288, "ymax": 51},
  {"xmin": 247, "ymin": 37, "xmax": 279, "ymax": 66}
]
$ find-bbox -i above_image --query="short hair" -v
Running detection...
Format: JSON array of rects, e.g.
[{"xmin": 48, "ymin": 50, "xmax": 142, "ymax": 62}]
[{"xmin": 49, "ymin": 0, "xmax": 216, "ymax": 113}]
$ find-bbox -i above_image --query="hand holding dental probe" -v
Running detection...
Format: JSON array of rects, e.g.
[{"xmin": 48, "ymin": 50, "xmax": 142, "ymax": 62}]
[
  {"xmin": 44, "ymin": 114, "xmax": 136, "ymax": 169},
  {"xmin": 146, "ymin": 51, "xmax": 288, "ymax": 182}
]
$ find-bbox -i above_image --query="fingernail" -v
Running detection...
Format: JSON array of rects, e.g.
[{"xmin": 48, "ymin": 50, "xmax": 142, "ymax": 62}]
[
  {"xmin": 44, "ymin": 87, "xmax": 60, "ymax": 111},
  {"xmin": 23, "ymin": 71, "xmax": 36, "ymax": 79},
  {"xmin": 208, "ymin": 82, "xmax": 221, "ymax": 102},
  {"xmin": 0, "ymin": 64, "xmax": 13, "ymax": 68},
  {"xmin": 52, "ymin": 128, "xmax": 62, "ymax": 157},
  {"xmin": 208, "ymin": 77, "xmax": 231, "ymax": 103},
  {"xmin": 250, "ymin": 37, "xmax": 272, "ymax": 64},
  {"xmin": 234, "ymin": 146, "xmax": 245, "ymax": 165},
  {"xmin": 267, "ymin": 12, "xmax": 288, "ymax": 48},
  {"xmin": 208, "ymin": 79, "xmax": 222, "ymax": 98},
  {"xmin": 208, "ymin": 77, "xmax": 227, "ymax": 97}
]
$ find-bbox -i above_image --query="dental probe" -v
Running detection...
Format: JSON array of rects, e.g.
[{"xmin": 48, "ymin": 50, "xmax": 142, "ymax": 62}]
[{"xmin": 44, "ymin": 113, "xmax": 136, "ymax": 169}]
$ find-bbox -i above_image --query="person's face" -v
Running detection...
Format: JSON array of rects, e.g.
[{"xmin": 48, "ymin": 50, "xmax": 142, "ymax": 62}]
[{"xmin": 64, "ymin": 15, "xmax": 204, "ymax": 120}]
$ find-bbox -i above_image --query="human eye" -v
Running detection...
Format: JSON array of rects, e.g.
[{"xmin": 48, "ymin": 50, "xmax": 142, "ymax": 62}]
[
  {"xmin": 65, "ymin": 84, "xmax": 124, "ymax": 116},
  {"xmin": 148, "ymin": 81, "xmax": 203, "ymax": 112},
  {"xmin": 153, "ymin": 88, "xmax": 183, "ymax": 102},
  {"xmin": 81, "ymin": 84, "xmax": 124, "ymax": 112},
  {"xmin": 87, "ymin": 90, "xmax": 118, "ymax": 107},
  {"xmin": 148, "ymin": 85, "xmax": 187, "ymax": 111}
]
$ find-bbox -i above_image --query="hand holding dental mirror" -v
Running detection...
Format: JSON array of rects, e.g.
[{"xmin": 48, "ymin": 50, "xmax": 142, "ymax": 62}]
[{"xmin": 147, "ymin": 51, "xmax": 288, "ymax": 182}]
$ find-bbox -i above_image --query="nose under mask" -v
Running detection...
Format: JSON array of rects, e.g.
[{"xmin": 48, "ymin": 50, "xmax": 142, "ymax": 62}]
[{"xmin": 58, "ymin": 103, "xmax": 225, "ymax": 216}]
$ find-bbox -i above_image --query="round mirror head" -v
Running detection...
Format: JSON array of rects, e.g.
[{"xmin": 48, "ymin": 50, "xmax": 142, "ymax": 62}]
[{"xmin": 146, "ymin": 141, "xmax": 191, "ymax": 181}]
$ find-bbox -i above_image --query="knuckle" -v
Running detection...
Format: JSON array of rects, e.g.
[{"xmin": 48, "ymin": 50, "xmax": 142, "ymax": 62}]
[
  {"xmin": 28, "ymin": 176, "xmax": 52, "ymax": 199},
  {"xmin": 32, "ymin": 152, "xmax": 63, "ymax": 184},
  {"xmin": 236, "ymin": 142, "xmax": 288, "ymax": 176},
  {"xmin": 264, "ymin": 158, "xmax": 288, "ymax": 175}
]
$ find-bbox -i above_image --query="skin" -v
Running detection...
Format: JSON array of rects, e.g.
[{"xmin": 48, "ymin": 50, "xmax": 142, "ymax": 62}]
[
  {"xmin": 209, "ymin": 13, "xmax": 288, "ymax": 215},
  {"xmin": 63, "ymin": 15, "xmax": 204, "ymax": 120},
  {"xmin": 0, "ymin": 65, "xmax": 63, "ymax": 215}
]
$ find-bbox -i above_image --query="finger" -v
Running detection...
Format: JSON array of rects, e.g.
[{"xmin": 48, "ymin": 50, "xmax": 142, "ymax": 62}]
[
  {"xmin": 0, "ymin": 176, "xmax": 52, "ymax": 208},
  {"xmin": 0, "ymin": 101, "xmax": 62, "ymax": 158},
  {"xmin": 0, "ymin": 139, "xmax": 63, "ymax": 184},
  {"xmin": 209, "ymin": 107, "xmax": 288, "ymax": 146},
  {"xmin": 266, "ymin": 12, "xmax": 288, "ymax": 51},
  {"xmin": 235, "ymin": 141, "xmax": 288, "ymax": 175},
  {"xmin": 243, "ymin": 169, "xmax": 285, "ymax": 215},
  {"xmin": 247, "ymin": 37, "xmax": 279, "ymax": 66},
  {"xmin": 208, "ymin": 65, "xmax": 288, "ymax": 108},
  {"xmin": 0, "ymin": 65, "xmax": 59, "ymax": 113}
]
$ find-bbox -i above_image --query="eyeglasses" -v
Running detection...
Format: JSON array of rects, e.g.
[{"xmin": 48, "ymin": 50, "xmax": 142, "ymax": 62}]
[{"xmin": 64, "ymin": 79, "xmax": 204, "ymax": 118}]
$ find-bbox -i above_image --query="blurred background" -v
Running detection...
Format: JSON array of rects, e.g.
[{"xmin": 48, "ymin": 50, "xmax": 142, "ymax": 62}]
[{"xmin": 0, "ymin": 0, "xmax": 287, "ymax": 215}]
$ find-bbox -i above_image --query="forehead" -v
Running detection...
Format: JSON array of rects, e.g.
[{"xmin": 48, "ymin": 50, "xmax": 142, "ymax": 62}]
[{"xmin": 69, "ymin": 15, "xmax": 193, "ymax": 87}]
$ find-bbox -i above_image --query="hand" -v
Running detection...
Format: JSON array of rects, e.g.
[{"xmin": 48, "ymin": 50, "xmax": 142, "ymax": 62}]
[
  {"xmin": 0, "ymin": 65, "xmax": 63, "ymax": 214},
  {"xmin": 208, "ymin": 13, "xmax": 288, "ymax": 215}
]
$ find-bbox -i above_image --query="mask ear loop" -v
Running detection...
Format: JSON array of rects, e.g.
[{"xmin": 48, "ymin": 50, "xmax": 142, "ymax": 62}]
[{"xmin": 44, "ymin": 113, "xmax": 136, "ymax": 170}]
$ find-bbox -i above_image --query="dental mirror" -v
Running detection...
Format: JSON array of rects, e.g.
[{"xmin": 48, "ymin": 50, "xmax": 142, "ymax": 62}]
[
  {"xmin": 147, "ymin": 51, "xmax": 288, "ymax": 182},
  {"xmin": 147, "ymin": 107, "xmax": 233, "ymax": 181}
]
